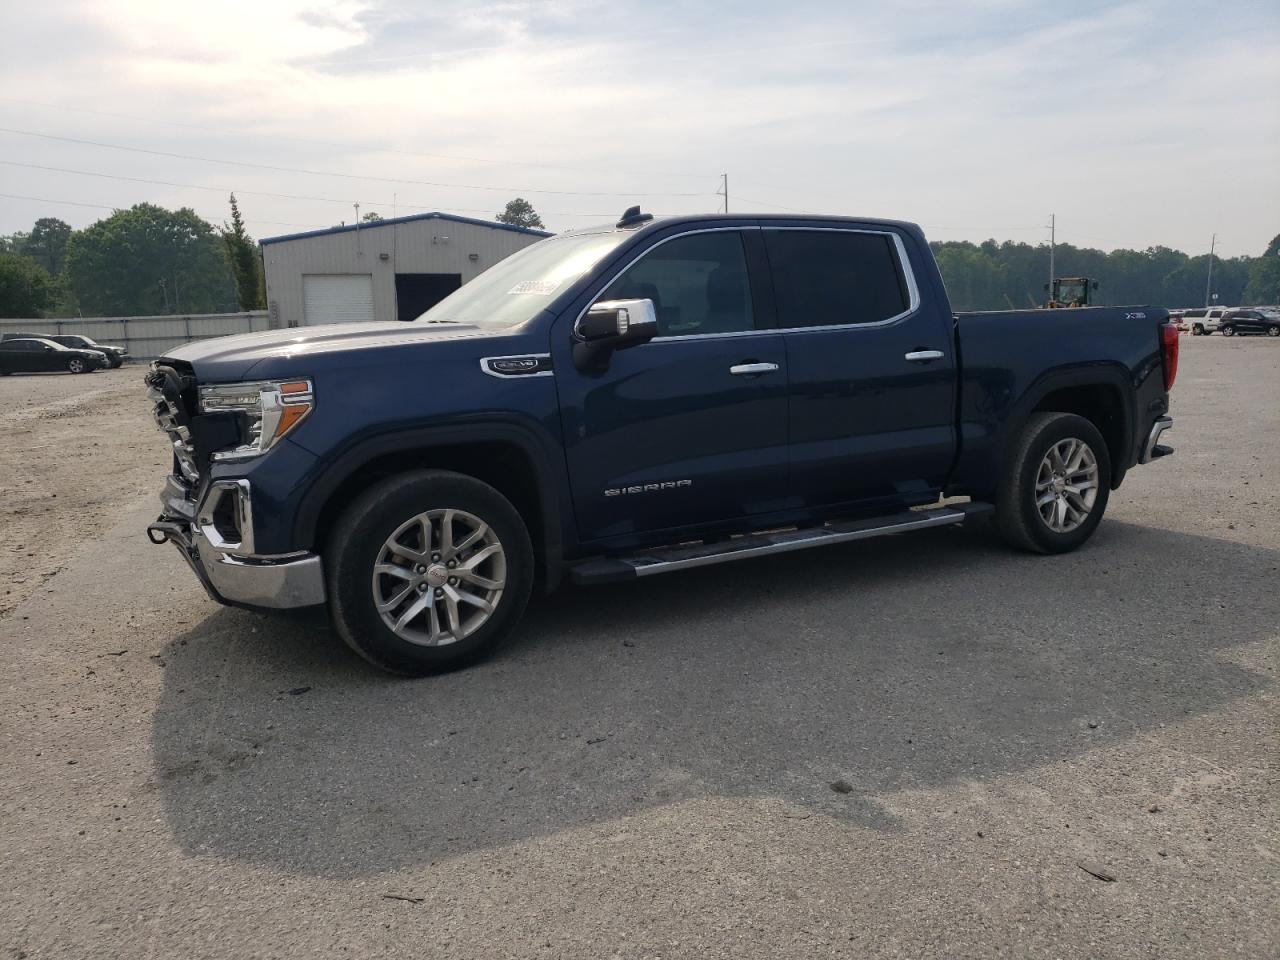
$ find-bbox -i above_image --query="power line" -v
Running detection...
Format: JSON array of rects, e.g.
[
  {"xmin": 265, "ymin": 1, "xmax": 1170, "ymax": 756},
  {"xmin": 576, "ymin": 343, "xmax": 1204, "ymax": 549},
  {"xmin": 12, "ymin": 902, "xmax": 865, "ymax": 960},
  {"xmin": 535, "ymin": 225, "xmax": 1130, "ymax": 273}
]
[
  {"xmin": 0, "ymin": 96, "xmax": 716, "ymax": 180},
  {"xmin": 0, "ymin": 127, "xmax": 712, "ymax": 199},
  {"xmin": 0, "ymin": 160, "xmax": 641, "ymax": 218},
  {"xmin": 733, "ymin": 194, "xmax": 812, "ymax": 213},
  {"xmin": 0, "ymin": 192, "xmax": 327, "ymax": 229}
]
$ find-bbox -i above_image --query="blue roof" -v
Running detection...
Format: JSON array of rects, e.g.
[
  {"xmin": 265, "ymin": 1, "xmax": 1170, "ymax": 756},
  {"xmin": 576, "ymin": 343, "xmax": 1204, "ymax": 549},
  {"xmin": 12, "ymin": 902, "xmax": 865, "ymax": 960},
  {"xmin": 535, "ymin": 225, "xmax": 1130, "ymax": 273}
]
[{"xmin": 259, "ymin": 210, "xmax": 553, "ymax": 246}]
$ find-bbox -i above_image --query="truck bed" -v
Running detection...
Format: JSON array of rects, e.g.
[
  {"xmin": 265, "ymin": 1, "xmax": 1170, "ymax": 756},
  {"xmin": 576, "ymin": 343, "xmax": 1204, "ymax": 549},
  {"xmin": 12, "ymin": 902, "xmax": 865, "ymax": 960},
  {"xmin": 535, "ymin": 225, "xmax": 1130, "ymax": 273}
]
[{"xmin": 948, "ymin": 305, "xmax": 1172, "ymax": 496}]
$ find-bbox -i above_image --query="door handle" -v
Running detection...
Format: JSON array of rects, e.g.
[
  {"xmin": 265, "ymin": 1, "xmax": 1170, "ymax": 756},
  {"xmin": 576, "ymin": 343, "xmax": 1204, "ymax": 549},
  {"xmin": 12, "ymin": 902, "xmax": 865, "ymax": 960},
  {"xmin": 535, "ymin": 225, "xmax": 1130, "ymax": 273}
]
[
  {"xmin": 729, "ymin": 362, "xmax": 780, "ymax": 376},
  {"xmin": 904, "ymin": 349, "xmax": 944, "ymax": 362}
]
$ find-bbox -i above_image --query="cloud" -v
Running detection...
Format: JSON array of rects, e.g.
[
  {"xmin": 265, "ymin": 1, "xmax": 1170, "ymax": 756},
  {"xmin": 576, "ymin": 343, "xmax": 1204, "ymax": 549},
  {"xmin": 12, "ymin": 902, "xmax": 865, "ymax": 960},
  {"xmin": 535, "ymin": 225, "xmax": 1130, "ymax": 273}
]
[{"xmin": 0, "ymin": 0, "xmax": 1277, "ymax": 254}]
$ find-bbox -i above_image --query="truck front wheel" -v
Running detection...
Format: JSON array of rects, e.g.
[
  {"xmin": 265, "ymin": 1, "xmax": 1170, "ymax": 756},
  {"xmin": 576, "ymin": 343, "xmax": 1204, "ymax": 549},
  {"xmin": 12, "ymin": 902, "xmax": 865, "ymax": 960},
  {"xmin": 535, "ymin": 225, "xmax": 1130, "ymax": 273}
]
[
  {"xmin": 995, "ymin": 412, "xmax": 1111, "ymax": 554},
  {"xmin": 326, "ymin": 470, "xmax": 534, "ymax": 675}
]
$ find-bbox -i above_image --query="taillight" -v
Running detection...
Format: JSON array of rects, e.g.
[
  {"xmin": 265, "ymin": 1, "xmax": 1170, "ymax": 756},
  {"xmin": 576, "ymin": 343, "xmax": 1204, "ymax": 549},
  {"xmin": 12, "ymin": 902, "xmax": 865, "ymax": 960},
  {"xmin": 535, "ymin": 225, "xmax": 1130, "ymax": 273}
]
[{"xmin": 1161, "ymin": 322, "xmax": 1179, "ymax": 390}]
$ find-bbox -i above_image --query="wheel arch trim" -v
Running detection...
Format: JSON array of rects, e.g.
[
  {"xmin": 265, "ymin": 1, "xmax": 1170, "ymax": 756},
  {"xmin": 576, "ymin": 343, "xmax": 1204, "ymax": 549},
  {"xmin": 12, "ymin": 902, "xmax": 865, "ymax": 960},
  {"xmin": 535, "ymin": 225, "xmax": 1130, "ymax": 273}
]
[
  {"xmin": 1012, "ymin": 365, "xmax": 1135, "ymax": 481},
  {"xmin": 292, "ymin": 418, "xmax": 566, "ymax": 590}
]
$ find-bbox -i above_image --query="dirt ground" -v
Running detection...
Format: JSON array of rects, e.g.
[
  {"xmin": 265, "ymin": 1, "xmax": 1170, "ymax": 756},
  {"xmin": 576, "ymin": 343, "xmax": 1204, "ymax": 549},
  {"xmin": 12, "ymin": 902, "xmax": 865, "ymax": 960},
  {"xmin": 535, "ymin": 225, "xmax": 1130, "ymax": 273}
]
[
  {"xmin": 0, "ymin": 367, "xmax": 160, "ymax": 617},
  {"xmin": 0, "ymin": 336, "xmax": 1277, "ymax": 959}
]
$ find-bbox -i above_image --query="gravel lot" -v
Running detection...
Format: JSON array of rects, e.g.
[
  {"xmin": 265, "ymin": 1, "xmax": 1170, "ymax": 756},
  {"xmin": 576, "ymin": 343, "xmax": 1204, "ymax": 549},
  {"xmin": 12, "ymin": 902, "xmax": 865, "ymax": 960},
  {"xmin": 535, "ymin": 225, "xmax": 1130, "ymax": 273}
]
[
  {"xmin": 0, "ymin": 368, "xmax": 159, "ymax": 617},
  {"xmin": 1, "ymin": 337, "xmax": 1276, "ymax": 959}
]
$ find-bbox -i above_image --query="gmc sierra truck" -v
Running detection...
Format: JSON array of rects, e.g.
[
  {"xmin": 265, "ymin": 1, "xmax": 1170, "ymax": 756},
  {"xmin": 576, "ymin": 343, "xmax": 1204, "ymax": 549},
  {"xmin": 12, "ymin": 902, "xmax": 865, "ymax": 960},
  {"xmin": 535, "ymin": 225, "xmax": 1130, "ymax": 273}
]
[{"xmin": 146, "ymin": 210, "xmax": 1178, "ymax": 675}]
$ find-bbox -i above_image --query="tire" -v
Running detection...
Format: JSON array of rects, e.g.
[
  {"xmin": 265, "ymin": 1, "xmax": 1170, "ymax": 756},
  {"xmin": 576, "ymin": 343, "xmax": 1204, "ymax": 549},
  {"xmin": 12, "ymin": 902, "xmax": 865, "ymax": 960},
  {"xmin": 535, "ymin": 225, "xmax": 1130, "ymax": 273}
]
[
  {"xmin": 1221, "ymin": 325, "xmax": 1235, "ymax": 337},
  {"xmin": 995, "ymin": 412, "xmax": 1112, "ymax": 555},
  {"xmin": 326, "ymin": 469, "xmax": 534, "ymax": 676},
  {"xmin": 1267, "ymin": 326, "xmax": 1280, "ymax": 337},
  {"xmin": 66, "ymin": 358, "xmax": 87, "ymax": 373},
  {"xmin": 1192, "ymin": 324, "xmax": 1204, "ymax": 336}
]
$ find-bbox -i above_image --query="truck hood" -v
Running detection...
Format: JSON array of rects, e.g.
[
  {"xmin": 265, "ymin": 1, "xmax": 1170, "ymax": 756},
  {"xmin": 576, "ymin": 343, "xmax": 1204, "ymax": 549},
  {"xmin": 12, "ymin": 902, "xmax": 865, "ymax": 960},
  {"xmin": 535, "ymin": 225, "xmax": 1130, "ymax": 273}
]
[{"xmin": 163, "ymin": 321, "xmax": 502, "ymax": 382}]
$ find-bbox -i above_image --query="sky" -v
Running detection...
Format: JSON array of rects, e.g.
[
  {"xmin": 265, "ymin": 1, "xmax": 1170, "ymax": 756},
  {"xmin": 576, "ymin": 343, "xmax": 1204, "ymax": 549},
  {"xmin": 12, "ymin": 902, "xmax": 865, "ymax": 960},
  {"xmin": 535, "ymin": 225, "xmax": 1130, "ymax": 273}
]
[{"xmin": 0, "ymin": 0, "xmax": 1277, "ymax": 258}]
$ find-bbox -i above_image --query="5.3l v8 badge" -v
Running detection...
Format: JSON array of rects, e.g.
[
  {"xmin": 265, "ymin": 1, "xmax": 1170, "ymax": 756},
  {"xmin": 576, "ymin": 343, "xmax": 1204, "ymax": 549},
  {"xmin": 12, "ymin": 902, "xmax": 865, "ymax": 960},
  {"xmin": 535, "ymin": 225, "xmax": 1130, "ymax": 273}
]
[{"xmin": 481, "ymin": 354, "xmax": 554, "ymax": 378}]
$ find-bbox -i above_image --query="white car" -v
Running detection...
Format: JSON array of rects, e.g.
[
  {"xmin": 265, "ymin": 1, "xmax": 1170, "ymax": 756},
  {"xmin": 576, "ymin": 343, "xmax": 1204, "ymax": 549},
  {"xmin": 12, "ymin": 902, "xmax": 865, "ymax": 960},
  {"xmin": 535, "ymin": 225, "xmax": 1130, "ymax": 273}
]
[{"xmin": 1182, "ymin": 307, "xmax": 1233, "ymax": 335}]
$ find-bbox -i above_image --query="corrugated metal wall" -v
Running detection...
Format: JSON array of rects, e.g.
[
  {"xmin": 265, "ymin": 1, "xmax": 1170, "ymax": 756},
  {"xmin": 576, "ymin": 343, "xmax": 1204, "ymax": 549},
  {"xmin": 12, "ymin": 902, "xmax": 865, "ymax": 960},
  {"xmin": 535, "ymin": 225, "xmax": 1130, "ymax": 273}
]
[
  {"xmin": 262, "ymin": 218, "xmax": 545, "ymax": 328},
  {"xmin": 0, "ymin": 312, "xmax": 270, "ymax": 360}
]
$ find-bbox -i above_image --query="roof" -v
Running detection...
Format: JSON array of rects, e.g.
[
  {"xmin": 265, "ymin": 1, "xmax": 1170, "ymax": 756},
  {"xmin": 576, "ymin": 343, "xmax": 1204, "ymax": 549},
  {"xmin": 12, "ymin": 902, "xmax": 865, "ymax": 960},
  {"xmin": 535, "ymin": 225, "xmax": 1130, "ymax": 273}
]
[{"xmin": 259, "ymin": 211, "xmax": 553, "ymax": 246}]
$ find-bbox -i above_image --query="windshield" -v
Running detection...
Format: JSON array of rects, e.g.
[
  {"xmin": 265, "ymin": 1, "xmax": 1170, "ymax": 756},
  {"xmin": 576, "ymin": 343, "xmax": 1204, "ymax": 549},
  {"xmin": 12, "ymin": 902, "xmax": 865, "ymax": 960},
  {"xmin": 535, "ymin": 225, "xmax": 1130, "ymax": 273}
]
[
  {"xmin": 1056, "ymin": 281, "xmax": 1086, "ymax": 303},
  {"xmin": 415, "ymin": 231, "xmax": 628, "ymax": 328}
]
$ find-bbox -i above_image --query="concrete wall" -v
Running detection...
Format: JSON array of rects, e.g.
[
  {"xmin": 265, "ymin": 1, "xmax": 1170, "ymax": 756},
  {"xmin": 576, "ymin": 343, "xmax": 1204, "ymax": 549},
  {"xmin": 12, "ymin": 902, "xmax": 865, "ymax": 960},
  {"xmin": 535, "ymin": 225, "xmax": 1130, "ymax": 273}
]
[
  {"xmin": 261, "ymin": 216, "xmax": 547, "ymax": 328},
  {"xmin": 0, "ymin": 312, "xmax": 270, "ymax": 360}
]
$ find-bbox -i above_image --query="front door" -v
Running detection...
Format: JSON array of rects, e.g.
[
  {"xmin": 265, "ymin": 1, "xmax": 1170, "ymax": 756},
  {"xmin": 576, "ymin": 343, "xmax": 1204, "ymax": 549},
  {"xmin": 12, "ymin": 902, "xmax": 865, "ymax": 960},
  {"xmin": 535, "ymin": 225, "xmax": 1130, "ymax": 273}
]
[
  {"xmin": 763, "ymin": 227, "xmax": 958, "ymax": 510},
  {"xmin": 554, "ymin": 228, "xmax": 789, "ymax": 543}
]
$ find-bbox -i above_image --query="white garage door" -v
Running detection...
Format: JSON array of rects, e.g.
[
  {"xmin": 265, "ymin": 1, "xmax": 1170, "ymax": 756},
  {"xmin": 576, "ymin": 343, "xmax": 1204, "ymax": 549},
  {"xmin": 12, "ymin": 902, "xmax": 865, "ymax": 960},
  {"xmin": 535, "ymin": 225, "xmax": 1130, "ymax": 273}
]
[{"xmin": 302, "ymin": 274, "xmax": 375, "ymax": 325}]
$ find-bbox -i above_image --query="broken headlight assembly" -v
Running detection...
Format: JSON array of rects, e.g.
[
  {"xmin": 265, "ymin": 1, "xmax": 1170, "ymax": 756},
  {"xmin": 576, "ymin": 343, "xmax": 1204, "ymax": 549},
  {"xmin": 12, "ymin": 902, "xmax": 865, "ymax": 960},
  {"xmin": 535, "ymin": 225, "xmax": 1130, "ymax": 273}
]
[{"xmin": 198, "ymin": 379, "xmax": 314, "ymax": 461}]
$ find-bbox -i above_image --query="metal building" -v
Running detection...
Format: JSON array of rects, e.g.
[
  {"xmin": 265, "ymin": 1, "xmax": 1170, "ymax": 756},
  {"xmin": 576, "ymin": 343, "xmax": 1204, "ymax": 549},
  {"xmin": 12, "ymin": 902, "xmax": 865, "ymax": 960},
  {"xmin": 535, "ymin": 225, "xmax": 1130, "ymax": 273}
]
[{"xmin": 259, "ymin": 212, "xmax": 551, "ymax": 328}]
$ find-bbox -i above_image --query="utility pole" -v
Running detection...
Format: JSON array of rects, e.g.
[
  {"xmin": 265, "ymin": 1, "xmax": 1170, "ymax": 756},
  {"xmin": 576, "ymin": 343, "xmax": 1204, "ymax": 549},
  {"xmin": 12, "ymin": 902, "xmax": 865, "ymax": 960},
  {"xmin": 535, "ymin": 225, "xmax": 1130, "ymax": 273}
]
[
  {"xmin": 1204, "ymin": 233, "xmax": 1217, "ymax": 307},
  {"xmin": 1048, "ymin": 213, "xmax": 1056, "ymax": 300},
  {"xmin": 717, "ymin": 173, "xmax": 729, "ymax": 214}
]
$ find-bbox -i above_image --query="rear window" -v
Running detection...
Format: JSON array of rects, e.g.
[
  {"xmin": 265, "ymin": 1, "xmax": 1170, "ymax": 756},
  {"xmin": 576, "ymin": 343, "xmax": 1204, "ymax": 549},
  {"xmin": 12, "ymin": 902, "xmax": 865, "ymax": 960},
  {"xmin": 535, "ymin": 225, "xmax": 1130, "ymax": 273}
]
[{"xmin": 764, "ymin": 230, "xmax": 910, "ymax": 328}]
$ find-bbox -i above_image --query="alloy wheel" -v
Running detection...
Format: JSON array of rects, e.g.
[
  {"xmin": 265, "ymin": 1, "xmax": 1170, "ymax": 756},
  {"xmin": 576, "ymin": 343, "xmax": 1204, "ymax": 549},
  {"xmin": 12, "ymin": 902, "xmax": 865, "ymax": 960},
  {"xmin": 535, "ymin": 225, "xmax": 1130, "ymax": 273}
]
[
  {"xmin": 1035, "ymin": 438, "xmax": 1099, "ymax": 533},
  {"xmin": 371, "ymin": 508, "xmax": 506, "ymax": 646}
]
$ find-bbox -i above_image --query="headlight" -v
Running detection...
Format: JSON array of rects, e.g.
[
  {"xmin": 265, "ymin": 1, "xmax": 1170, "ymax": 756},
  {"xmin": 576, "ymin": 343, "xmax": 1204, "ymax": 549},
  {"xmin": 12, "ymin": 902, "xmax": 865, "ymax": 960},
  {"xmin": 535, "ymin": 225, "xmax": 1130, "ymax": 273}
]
[{"xmin": 198, "ymin": 379, "xmax": 314, "ymax": 461}]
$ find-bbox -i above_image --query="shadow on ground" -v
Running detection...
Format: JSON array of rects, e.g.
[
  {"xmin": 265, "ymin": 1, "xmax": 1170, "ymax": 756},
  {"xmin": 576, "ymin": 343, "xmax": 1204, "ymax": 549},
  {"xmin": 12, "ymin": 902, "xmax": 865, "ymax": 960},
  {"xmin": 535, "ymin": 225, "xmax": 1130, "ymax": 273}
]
[{"xmin": 150, "ymin": 520, "xmax": 1277, "ymax": 876}]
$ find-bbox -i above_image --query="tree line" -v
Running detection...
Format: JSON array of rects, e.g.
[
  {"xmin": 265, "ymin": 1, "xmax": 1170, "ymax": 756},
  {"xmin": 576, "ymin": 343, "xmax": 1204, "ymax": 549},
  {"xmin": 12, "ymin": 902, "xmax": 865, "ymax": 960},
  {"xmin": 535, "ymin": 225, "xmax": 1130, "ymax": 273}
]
[
  {"xmin": 931, "ymin": 235, "xmax": 1279, "ymax": 311},
  {"xmin": 0, "ymin": 196, "xmax": 266, "ymax": 318},
  {"xmin": 2, "ymin": 195, "xmax": 1276, "ymax": 318}
]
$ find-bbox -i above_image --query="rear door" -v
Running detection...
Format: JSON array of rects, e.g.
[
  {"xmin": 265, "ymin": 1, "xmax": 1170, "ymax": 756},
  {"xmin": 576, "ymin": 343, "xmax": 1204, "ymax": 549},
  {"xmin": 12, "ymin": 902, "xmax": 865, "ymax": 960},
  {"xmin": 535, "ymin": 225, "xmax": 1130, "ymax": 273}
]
[
  {"xmin": 764, "ymin": 226, "xmax": 957, "ymax": 510},
  {"xmin": 1237, "ymin": 311, "xmax": 1264, "ymax": 333}
]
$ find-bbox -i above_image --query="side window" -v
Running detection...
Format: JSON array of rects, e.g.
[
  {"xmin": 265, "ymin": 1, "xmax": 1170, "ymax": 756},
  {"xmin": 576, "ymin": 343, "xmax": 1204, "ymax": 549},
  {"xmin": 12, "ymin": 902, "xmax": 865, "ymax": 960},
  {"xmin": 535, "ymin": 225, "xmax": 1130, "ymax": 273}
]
[
  {"xmin": 601, "ymin": 231, "xmax": 754, "ymax": 337},
  {"xmin": 765, "ymin": 230, "xmax": 910, "ymax": 328}
]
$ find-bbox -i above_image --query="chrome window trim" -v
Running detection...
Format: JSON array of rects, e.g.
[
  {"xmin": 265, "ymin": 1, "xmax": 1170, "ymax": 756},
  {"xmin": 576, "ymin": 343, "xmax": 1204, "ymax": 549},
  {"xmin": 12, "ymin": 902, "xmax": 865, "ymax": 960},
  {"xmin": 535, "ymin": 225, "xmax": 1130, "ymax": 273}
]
[
  {"xmin": 763, "ymin": 227, "xmax": 921, "ymax": 333},
  {"xmin": 571, "ymin": 224, "xmax": 922, "ymax": 344},
  {"xmin": 572, "ymin": 226, "xmax": 759, "ymax": 341},
  {"xmin": 479, "ymin": 353, "xmax": 554, "ymax": 378}
]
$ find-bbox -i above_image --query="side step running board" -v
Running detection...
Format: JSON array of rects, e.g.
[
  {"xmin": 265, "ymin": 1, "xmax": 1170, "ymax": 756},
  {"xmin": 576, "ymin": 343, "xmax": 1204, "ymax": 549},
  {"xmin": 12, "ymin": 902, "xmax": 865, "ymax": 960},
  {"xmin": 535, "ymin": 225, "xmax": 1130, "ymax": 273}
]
[{"xmin": 570, "ymin": 501, "xmax": 994, "ymax": 585}]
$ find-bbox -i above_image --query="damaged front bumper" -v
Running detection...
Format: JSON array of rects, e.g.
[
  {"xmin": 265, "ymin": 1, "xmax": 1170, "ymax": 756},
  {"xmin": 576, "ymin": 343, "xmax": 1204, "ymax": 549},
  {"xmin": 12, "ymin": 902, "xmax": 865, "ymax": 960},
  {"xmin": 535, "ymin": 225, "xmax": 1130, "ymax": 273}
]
[{"xmin": 147, "ymin": 475, "xmax": 325, "ymax": 610}]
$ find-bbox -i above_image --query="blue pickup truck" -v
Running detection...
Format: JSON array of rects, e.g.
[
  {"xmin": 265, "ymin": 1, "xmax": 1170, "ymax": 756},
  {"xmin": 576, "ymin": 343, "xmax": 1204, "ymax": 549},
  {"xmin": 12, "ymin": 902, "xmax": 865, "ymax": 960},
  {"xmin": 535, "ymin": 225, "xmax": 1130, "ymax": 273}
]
[{"xmin": 147, "ymin": 210, "xmax": 1178, "ymax": 674}]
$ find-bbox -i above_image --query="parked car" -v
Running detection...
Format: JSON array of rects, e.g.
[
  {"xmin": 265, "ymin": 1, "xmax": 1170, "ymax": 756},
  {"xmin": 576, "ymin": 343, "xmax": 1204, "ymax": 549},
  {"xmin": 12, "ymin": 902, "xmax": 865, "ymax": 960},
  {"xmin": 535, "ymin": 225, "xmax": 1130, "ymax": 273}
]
[
  {"xmin": 0, "ymin": 337, "xmax": 109, "ymax": 375},
  {"xmin": 2, "ymin": 332, "xmax": 128, "ymax": 367},
  {"xmin": 1181, "ymin": 306, "xmax": 1232, "ymax": 335},
  {"xmin": 146, "ymin": 210, "xmax": 1178, "ymax": 675},
  {"xmin": 1219, "ymin": 309, "xmax": 1280, "ymax": 337}
]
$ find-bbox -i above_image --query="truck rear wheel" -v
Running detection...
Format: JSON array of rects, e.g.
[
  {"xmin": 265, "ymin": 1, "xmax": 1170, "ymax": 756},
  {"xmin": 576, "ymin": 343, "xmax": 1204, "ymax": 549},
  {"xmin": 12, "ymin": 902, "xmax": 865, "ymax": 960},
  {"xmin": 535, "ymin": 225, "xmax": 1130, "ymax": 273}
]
[
  {"xmin": 326, "ymin": 470, "xmax": 534, "ymax": 675},
  {"xmin": 995, "ymin": 412, "xmax": 1111, "ymax": 554}
]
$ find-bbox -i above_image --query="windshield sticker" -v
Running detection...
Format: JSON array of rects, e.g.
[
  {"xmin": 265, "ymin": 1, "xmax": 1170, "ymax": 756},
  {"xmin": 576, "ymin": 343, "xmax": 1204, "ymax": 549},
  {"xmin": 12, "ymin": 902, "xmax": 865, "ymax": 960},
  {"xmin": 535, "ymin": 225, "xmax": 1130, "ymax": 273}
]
[{"xmin": 507, "ymin": 279, "xmax": 560, "ymax": 296}]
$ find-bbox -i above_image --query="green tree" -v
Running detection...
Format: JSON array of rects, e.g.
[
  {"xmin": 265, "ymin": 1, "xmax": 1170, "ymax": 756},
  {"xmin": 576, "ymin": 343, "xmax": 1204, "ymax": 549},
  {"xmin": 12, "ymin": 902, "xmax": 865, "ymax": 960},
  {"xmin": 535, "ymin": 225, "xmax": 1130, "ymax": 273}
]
[
  {"xmin": 496, "ymin": 197, "xmax": 545, "ymax": 230},
  {"xmin": 65, "ymin": 203, "xmax": 236, "ymax": 316},
  {"xmin": 1243, "ymin": 234, "xmax": 1280, "ymax": 305},
  {"xmin": 0, "ymin": 231, "xmax": 31, "ymax": 257},
  {"xmin": 25, "ymin": 217, "xmax": 72, "ymax": 274},
  {"xmin": 219, "ymin": 194, "xmax": 266, "ymax": 311},
  {"xmin": 361, "ymin": 211, "xmax": 384, "ymax": 223},
  {"xmin": 0, "ymin": 252, "xmax": 55, "ymax": 317}
]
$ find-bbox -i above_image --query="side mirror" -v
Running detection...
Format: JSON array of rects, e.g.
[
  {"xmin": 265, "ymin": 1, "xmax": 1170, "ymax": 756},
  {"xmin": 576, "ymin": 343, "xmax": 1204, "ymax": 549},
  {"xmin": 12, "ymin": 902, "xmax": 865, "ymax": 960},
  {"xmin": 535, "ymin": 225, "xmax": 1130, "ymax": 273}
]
[{"xmin": 573, "ymin": 298, "xmax": 657, "ymax": 371}]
